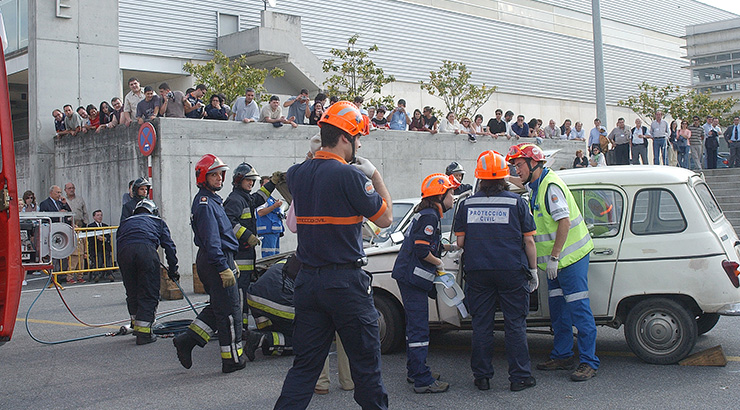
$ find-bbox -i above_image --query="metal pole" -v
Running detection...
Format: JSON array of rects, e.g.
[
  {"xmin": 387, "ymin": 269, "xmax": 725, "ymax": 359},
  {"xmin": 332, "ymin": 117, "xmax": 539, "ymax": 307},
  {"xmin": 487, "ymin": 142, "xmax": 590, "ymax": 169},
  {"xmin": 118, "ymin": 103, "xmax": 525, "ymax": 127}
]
[{"xmin": 591, "ymin": 0, "xmax": 607, "ymax": 125}]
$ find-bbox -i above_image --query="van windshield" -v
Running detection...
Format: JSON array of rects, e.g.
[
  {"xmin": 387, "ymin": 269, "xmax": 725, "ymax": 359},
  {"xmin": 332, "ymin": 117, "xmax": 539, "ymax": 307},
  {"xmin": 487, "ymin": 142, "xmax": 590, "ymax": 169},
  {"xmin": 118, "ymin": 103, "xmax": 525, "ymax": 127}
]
[{"xmin": 694, "ymin": 182, "xmax": 722, "ymax": 221}]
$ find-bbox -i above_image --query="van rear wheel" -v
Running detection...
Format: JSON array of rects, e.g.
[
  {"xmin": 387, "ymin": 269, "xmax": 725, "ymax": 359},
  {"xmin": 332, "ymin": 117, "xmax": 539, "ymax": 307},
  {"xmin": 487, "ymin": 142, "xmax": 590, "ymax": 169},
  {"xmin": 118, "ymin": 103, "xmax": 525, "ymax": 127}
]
[
  {"xmin": 624, "ymin": 298, "xmax": 697, "ymax": 364},
  {"xmin": 696, "ymin": 313, "xmax": 720, "ymax": 336}
]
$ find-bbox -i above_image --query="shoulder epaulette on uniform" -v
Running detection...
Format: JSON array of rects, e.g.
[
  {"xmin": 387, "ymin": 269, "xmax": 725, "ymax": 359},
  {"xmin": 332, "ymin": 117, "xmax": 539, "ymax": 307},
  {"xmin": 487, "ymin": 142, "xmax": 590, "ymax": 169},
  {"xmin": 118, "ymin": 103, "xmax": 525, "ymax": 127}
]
[{"xmin": 199, "ymin": 196, "xmax": 208, "ymax": 205}]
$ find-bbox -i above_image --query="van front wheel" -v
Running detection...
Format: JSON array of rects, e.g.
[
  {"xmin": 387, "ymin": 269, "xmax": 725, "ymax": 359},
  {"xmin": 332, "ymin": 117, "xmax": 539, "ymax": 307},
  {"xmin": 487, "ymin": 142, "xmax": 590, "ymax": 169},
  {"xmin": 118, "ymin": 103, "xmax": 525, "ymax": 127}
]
[{"xmin": 624, "ymin": 298, "xmax": 697, "ymax": 364}]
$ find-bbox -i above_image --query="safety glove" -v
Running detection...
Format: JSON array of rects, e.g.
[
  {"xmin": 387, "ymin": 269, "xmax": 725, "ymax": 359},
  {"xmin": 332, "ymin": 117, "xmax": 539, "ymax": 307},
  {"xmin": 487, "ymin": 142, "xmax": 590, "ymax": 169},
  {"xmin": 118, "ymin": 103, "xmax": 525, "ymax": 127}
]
[
  {"xmin": 528, "ymin": 268, "xmax": 539, "ymax": 292},
  {"xmin": 168, "ymin": 266, "xmax": 180, "ymax": 282},
  {"xmin": 546, "ymin": 256, "xmax": 559, "ymax": 280},
  {"xmin": 271, "ymin": 171, "xmax": 285, "ymax": 185},
  {"xmin": 247, "ymin": 234, "xmax": 261, "ymax": 247},
  {"xmin": 352, "ymin": 156, "xmax": 377, "ymax": 179},
  {"xmin": 219, "ymin": 268, "xmax": 236, "ymax": 288}
]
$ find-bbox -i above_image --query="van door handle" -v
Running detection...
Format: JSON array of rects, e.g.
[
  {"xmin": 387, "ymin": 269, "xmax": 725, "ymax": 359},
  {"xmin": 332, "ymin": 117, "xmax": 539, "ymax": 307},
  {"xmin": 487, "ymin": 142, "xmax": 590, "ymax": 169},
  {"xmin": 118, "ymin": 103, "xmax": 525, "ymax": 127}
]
[{"xmin": 593, "ymin": 249, "xmax": 614, "ymax": 256}]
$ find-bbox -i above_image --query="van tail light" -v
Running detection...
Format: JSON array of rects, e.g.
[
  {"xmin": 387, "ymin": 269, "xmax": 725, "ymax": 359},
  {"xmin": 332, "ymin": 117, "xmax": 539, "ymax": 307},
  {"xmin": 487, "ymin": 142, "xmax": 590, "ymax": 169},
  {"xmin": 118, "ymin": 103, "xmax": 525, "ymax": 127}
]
[{"xmin": 722, "ymin": 260, "xmax": 740, "ymax": 288}]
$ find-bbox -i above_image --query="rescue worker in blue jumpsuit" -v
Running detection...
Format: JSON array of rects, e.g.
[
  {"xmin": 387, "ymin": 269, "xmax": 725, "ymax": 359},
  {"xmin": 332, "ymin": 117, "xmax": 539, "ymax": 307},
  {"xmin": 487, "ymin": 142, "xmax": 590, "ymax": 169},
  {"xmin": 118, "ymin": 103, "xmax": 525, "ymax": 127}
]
[
  {"xmin": 391, "ymin": 173, "xmax": 457, "ymax": 394},
  {"xmin": 173, "ymin": 154, "xmax": 247, "ymax": 374},
  {"xmin": 506, "ymin": 143, "xmax": 599, "ymax": 382},
  {"xmin": 453, "ymin": 150, "xmax": 539, "ymax": 391},
  {"xmin": 445, "ymin": 162, "xmax": 472, "ymax": 195},
  {"xmin": 120, "ymin": 177, "xmax": 151, "ymax": 223},
  {"xmin": 244, "ymin": 255, "xmax": 300, "ymax": 358},
  {"xmin": 274, "ymin": 101, "xmax": 393, "ymax": 410},
  {"xmin": 116, "ymin": 198, "xmax": 178, "ymax": 345},
  {"xmin": 223, "ymin": 162, "xmax": 277, "ymax": 333},
  {"xmin": 256, "ymin": 176, "xmax": 284, "ymax": 258}
]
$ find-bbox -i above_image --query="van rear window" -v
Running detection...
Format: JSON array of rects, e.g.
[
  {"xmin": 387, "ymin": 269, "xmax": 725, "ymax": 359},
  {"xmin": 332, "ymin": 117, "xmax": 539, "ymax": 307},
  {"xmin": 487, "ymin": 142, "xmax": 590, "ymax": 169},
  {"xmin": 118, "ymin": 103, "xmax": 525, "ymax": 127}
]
[
  {"xmin": 631, "ymin": 189, "xmax": 686, "ymax": 235},
  {"xmin": 694, "ymin": 183, "xmax": 722, "ymax": 222},
  {"xmin": 572, "ymin": 189, "xmax": 623, "ymax": 238}
]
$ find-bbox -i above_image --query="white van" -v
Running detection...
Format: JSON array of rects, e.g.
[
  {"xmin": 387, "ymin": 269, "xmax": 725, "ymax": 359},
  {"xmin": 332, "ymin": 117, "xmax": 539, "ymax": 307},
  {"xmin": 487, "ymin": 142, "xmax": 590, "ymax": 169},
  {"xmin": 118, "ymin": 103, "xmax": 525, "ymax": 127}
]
[{"xmin": 363, "ymin": 166, "xmax": 740, "ymax": 364}]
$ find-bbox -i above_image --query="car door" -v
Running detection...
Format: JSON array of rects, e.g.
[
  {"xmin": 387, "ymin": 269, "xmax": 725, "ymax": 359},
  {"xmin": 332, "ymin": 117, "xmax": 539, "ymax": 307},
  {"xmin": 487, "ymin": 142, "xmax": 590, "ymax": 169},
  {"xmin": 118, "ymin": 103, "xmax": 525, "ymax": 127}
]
[{"xmin": 569, "ymin": 185, "xmax": 627, "ymax": 317}]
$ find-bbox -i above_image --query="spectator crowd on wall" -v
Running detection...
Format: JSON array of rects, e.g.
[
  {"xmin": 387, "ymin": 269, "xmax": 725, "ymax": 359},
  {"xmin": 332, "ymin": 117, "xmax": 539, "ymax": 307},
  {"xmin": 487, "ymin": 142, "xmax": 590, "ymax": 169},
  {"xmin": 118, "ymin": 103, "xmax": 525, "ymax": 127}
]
[{"xmin": 51, "ymin": 77, "xmax": 740, "ymax": 171}]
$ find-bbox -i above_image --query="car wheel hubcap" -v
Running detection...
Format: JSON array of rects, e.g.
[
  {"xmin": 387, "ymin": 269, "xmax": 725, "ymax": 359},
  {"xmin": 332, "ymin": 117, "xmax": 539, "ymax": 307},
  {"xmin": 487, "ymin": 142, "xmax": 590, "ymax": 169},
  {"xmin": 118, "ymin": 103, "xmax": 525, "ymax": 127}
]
[{"xmin": 636, "ymin": 310, "xmax": 681, "ymax": 355}]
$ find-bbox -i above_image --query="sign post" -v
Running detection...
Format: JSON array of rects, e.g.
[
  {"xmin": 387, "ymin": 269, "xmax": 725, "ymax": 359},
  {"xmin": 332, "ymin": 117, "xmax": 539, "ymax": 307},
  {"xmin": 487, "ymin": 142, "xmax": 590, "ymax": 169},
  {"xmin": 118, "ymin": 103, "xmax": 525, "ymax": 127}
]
[{"xmin": 137, "ymin": 123, "xmax": 157, "ymax": 199}]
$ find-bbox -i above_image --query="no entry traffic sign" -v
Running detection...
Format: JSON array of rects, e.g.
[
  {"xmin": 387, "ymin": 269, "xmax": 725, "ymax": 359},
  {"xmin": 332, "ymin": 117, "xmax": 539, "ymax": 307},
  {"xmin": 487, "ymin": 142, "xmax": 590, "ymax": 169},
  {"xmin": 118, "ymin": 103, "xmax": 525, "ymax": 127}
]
[{"xmin": 137, "ymin": 122, "xmax": 157, "ymax": 156}]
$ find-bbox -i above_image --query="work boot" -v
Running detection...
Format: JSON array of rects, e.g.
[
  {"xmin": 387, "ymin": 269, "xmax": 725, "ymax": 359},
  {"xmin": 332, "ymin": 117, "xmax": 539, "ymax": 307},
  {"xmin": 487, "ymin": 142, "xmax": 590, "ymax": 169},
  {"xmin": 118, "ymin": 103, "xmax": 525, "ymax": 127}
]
[
  {"xmin": 413, "ymin": 380, "xmax": 449, "ymax": 394},
  {"xmin": 570, "ymin": 363, "xmax": 597, "ymax": 381},
  {"xmin": 474, "ymin": 378, "xmax": 490, "ymax": 391},
  {"xmin": 135, "ymin": 333, "xmax": 157, "ymax": 345},
  {"xmin": 222, "ymin": 352, "xmax": 247, "ymax": 374},
  {"xmin": 536, "ymin": 356, "xmax": 576, "ymax": 370},
  {"xmin": 407, "ymin": 371, "xmax": 440, "ymax": 384},
  {"xmin": 244, "ymin": 330, "xmax": 262, "ymax": 362},
  {"xmin": 173, "ymin": 333, "xmax": 197, "ymax": 369},
  {"xmin": 510, "ymin": 376, "xmax": 536, "ymax": 392}
]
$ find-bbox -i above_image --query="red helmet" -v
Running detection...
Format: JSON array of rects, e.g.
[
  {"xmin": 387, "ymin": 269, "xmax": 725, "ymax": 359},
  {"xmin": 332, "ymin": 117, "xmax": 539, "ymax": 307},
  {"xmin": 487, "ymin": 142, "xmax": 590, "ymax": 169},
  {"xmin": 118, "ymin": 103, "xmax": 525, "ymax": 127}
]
[
  {"xmin": 195, "ymin": 154, "xmax": 229, "ymax": 188},
  {"xmin": 447, "ymin": 174, "xmax": 461, "ymax": 189},
  {"xmin": 475, "ymin": 150, "xmax": 509, "ymax": 180},
  {"xmin": 505, "ymin": 143, "xmax": 545, "ymax": 163},
  {"xmin": 318, "ymin": 101, "xmax": 368, "ymax": 136},
  {"xmin": 421, "ymin": 173, "xmax": 455, "ymax": 198}
]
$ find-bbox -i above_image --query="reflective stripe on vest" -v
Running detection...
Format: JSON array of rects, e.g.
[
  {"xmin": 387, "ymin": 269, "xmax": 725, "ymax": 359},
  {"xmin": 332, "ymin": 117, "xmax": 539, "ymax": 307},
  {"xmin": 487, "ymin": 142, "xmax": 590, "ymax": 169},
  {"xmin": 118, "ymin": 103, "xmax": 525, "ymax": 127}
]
[
  {"xmin": 533, "ymin": 171, "xmax": 593, "ymax": 270},
  {"xmin": 247, "ymin": 294, "xmax": 295, "ymax": 320}
]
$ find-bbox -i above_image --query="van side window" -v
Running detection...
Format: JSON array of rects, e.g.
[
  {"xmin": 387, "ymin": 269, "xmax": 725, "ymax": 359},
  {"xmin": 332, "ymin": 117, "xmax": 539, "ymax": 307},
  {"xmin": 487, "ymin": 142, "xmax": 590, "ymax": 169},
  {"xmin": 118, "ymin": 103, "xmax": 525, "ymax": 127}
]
[
  {"xmin": 631, "ymin": 189, "xmax": 687, "ymax": 235},
  {"xmin": 572, "ymin": 189, "xmax": 623, "ymax": 238}
]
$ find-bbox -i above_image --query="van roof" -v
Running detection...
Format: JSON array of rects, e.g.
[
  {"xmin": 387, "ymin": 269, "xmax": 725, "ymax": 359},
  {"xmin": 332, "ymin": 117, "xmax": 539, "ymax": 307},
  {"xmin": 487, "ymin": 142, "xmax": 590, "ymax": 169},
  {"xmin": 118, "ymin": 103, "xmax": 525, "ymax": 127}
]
[{"xmin": 556, "ymin": 165, "xmax": 697, "ymax": 186}]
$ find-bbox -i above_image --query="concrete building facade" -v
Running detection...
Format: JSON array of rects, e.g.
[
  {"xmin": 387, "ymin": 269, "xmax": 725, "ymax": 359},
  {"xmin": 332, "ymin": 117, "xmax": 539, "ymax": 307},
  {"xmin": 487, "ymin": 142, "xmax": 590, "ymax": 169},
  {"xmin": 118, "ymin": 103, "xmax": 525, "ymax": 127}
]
[
  {"xmin": 684, "ymin": 17, "xmax": 740, "ymax": 103},
  {"xmin": 5, "ymin": 0, "xmax": 737, "ymax": 193}
]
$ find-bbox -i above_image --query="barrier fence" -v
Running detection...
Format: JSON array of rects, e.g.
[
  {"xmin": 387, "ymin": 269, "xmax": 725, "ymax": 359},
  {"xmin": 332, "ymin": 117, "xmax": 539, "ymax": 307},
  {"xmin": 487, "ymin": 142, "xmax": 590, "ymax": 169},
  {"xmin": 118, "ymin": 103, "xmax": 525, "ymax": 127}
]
[{"xmin": 52, "ymin": 226, "xmax": 119, "ymax": 286}]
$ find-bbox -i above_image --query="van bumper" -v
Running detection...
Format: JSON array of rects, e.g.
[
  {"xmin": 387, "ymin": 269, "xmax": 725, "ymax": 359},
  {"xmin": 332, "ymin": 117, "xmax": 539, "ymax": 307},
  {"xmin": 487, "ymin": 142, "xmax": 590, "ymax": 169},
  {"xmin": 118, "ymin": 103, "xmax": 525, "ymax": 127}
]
[{"xmin": 717, "ymin": 302, "xmax": 740, "ymax": 316}]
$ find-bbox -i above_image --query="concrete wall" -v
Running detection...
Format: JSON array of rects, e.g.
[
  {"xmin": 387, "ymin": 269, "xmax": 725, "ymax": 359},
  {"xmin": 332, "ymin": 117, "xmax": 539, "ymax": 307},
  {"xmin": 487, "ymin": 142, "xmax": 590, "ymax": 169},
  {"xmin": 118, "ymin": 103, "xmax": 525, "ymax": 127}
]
[
  {"xmin": 13, "ymin": 140, "xmax": 29, "ymax": 192},
  {"xmin": 52, "ymin": 118, "xmax": 585, "ymax": 274}
]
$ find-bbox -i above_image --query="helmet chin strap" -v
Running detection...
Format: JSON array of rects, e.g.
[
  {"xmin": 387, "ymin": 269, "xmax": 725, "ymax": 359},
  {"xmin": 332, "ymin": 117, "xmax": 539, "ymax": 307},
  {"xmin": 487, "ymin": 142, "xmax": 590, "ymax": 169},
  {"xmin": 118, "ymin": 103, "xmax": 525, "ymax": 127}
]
[
  {"xmin": 522, "ymin": 159, "xmax": 544, "ymax": 184},
  {"xmin": 347, "ymin": 133, "xmax": 358, "ymax": 163}
]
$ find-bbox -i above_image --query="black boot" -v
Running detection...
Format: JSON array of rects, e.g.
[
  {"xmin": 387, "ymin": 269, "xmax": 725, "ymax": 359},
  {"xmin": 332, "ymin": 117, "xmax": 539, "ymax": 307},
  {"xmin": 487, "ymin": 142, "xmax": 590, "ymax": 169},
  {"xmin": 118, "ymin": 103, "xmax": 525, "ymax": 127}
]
[
  {"xmin": 135, "ymin": 332, "xmax": 157, "ymax": 345},
  {"xmin": 244, "ymin": 330, "xmax": 263, "ymax": 362},
  {"xmin": 222, "ymin": 352, "xmax": 247, "ymax": 374},
  {"xmin": 173, "ymin": 333, "xmax": 197, "ymax": 369}
]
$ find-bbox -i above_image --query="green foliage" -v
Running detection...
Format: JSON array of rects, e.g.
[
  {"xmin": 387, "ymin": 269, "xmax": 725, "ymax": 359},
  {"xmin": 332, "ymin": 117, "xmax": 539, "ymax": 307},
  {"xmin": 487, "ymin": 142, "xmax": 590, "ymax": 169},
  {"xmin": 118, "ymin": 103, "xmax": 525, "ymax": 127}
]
[
  {"xmin": 419, "ymin": 60, "xmax": 496, "ymax": 120},
  {"xmin": 322, "ymin": 34, "xmax": 396, "ymax": 104},
  {"xmin": 182, "ymin": 49, "xmax": 284, "ymax": 105},
  {"xmin": 619, "ymin": 81, "xmax": 738, "ymax": 125}
]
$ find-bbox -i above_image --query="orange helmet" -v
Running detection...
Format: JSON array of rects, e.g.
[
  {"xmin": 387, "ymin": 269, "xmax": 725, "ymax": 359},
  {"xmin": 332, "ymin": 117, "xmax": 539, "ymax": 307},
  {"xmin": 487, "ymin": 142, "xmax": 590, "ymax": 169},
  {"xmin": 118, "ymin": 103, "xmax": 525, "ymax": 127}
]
[
  {"xmin": 195, "ymin": 154, "xmax": 229, "ymax": 188},
  {"xmin": 318, "ymin": 101, "xmax": 368, "ymax": 136},
  {"xmin": 505, "ymin": 143, "xmax": 545, "ymax": 163},
  {"xmin": 475, "ymin": 150, "xmax": 509, "ymax": 180},
  {"xmin": 421, "ymin": 173, "xmax": 455, "ymax": 198}
]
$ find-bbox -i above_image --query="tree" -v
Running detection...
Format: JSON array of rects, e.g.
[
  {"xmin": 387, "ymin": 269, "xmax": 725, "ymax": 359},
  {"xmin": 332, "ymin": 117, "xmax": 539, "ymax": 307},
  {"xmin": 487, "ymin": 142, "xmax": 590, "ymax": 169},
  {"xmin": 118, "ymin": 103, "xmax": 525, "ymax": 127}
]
[
  {"xmin": 183, "ymin": 49, "xmax": 284, "ymax": 105},
  {"xmin": 322, "ymin": 34, "xmax": 396, "ymax": 107},
  {"xmin": 618, "ymin": 81, "xmax": 738, "ymax": 125},
  {"xmin": 419, "ymin": 60, "xmax": 496, "ymax": 120}
]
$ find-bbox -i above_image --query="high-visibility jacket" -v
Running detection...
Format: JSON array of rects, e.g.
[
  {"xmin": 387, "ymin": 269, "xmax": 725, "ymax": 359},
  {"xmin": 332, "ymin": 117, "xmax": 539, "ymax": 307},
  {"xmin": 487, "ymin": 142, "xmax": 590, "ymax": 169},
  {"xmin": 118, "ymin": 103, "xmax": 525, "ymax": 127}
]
[
  {"xmin": 531, "ymin": 169, "xmax": 593, "ymax": 270},
  {"xmin": 256, "ymin": 196, "xmax": 284, "ymax": 235}
]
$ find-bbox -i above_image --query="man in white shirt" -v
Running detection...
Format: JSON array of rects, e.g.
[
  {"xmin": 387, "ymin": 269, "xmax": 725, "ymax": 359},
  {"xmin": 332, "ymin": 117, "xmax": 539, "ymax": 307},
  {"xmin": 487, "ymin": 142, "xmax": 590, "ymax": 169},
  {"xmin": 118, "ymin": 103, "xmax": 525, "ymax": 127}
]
[
  {"xmin": 650, "ymin": 111, "xmax": 669, "ymax": 165},
  {"xmin": 122, "ymin": 77, "xmax": 145, "ymax": 126},
  {"xmin": 231, "ymin": 87, "xmax": 261, "ymax": 123},
  {"xmin": 544, "ymin": 119, "xmax": 560, "ymax": 139},
  {"xmin": 631, "ymin": 118, "xmax": 650, "ymax": 165}
]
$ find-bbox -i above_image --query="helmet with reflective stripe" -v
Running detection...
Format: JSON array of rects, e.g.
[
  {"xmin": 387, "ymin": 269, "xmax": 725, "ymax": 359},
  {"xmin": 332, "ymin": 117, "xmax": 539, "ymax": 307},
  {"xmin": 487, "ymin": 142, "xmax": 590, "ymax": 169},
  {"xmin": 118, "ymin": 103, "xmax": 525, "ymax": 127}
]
[
  {"xmin": 318, "ymin": 101, "xmax": 368, "ymax": 136},
  {"xmin": 421, "ymin": 173, "xmax": 455, "ymax": 198},
  {"xmin": 195, "ymin": 154, "xmax": 229, "ymax": 188},
  {"xmin": 505, "ymin": 143, "xmax": 545, "ymax": 163},
  {"xmin": 445, "ymin": 162, "xmax": 465, "ymax": 176},
  {"xmin": 232, "ymin": 162, "xmax": 260, "ymax": 186},
  {"xmin": 475, "ymin": 150, "xmax": 509, "ymax": 180},
  {"xmin": 134, "ymin": 198, "xmax": 158, "ymax": 216}
]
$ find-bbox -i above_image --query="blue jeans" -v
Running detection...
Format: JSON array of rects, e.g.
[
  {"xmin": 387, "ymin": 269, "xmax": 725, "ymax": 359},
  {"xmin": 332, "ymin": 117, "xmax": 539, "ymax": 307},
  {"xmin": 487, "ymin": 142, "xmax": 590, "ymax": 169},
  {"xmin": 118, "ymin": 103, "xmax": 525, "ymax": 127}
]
[
  {"xmin": 653, "ymin": 138, "xmax": 667, "ymax": 165},
  {"xmin": 546, "ymin": 254, "xmax": 599, "ymax": 369}
]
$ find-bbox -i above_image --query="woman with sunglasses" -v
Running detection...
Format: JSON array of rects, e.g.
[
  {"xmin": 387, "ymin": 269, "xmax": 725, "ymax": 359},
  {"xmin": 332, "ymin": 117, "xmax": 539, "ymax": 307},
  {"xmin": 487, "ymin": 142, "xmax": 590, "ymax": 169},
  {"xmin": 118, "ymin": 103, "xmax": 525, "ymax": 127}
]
[{"xmin": 21, "ymin": 190, "xmax": 38, "ymax": 212}]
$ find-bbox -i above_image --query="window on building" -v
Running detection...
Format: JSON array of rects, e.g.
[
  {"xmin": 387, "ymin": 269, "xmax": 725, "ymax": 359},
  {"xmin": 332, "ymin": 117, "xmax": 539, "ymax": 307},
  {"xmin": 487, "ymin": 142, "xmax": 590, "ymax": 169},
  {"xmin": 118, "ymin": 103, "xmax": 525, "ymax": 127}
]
[
  {"xmin": 572, "ymin": 189, "xmax": 624, "ymax": 238},
  {"xmin": 734, "ymin": 64, "xmax": 740, "ymax": 79},
  {"xmin": 631, "ymin": 189, "xmax": 686, "ymax": 235},
  {"xmin": 733, "ymin": 52, "xmax": 740, "ymax": 61},
  {"xmin": 218, "ymin": 13, "xmax": 239, "ymax": 37},
  {"xmin": 693, "ymin": 65, "xmax": 733, "ymax": 84}
]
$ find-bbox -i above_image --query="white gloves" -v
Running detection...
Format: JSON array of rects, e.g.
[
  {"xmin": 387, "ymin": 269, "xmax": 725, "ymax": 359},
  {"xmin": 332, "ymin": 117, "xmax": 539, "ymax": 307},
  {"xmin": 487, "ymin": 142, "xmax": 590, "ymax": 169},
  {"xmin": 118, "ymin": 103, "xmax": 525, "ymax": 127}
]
[
  {"xmin": 528, "ymin": 268, "xmax": 539, "ymax": 292},
  {"xmin": 353, "ymin": 156, "xmax": 377, "ymax": 178},
  {"xmin": 447, "ymin": 243, "xmax": 460, "ymax": 252},
  {"xmin": 546, "ymin": 256, "xmax": 559, "ymax": 280}
]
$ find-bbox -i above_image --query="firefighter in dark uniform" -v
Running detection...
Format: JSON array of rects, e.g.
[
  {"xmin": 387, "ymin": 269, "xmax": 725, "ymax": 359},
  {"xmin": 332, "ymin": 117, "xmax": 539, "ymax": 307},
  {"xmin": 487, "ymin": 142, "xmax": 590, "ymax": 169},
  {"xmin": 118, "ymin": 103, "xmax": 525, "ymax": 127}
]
[
  {"xmin": 120, "ymin": 177, "xmax": 151, "ymax": 223},
  {"xmin": 116, "ymin": 199, "xmax": 178, "ymax": 345},
  {"xmin": 445, "ymin": 162, "xmax": 472, "ymax": 195},
  {"xmin": 223, "ymin": 162, "xmax": 278, "ymax": 333},
  {"xmin": 274, "ymin": 101, "xmax": 393, "ymax": 410},
  {"xmin": 172, "ymin": 154, "xmax": 246, "ymax": 374},
  {"xmin": 244, "ymin": 255, "xmax": 301, "ymax": 358},
  {"xmin": 453, "ymin": 150, "xmax": 539, "ymax": 392},
  {"xmin": 392, "ymin": 173, "xmax": 458, "ymax": 394}
]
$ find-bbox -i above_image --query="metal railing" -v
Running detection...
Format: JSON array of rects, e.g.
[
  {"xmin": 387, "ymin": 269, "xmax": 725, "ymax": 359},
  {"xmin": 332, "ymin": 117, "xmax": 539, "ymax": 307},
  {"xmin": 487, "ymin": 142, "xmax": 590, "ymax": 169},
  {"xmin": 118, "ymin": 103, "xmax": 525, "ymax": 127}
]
[{"xmin": 53, "ymin": 225, "xmax": 119, "ymax": 283}]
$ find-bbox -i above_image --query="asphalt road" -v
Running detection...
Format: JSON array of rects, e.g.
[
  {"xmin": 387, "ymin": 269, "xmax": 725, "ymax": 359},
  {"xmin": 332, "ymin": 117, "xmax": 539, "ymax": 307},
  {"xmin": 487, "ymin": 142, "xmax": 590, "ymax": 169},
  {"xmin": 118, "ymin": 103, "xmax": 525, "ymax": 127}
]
[{"xmin": 2, "ymin": 274, "xmax": 740, "ymax": 409}]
